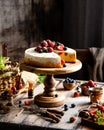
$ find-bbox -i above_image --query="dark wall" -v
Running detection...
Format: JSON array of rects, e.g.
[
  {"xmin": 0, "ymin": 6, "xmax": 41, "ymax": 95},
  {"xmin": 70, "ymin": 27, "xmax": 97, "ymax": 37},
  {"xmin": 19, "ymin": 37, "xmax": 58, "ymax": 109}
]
[
  {"xmin": 0, "ymin": 0, "xmax": 63, "ymax": 60},
  {"xmin": 63, "ymin": 0, "xmax": 104, "ymax": 48}
]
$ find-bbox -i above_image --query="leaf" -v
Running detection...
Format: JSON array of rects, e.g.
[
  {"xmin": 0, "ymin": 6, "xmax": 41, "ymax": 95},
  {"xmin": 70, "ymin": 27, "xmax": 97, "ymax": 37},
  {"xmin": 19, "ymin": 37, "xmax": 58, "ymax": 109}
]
[
  {"xmin": 98, "ymin": 117, "xmax": 103, "ymax": 125},
  {"xmin": 37, "ymin": 74, "xmax": 46, "ymax": 83},
  {"xmin": 96, "ymin": 110, "xmax": 101, "ymax": 115},
  {"xmin": 0, "ymin": 56, "xmax": 9, "ymax": 69}
]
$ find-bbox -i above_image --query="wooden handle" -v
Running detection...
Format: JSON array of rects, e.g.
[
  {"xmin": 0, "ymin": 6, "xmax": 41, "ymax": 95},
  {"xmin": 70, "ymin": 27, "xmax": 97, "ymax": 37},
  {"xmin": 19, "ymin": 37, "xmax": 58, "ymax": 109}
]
[
  {"xmin": 43, "ymin": 111, "xmax": 61, "ymax": 123},
  {"xmin": 47, "ymin": 109, "xmax": 64, "ymax": 116}
]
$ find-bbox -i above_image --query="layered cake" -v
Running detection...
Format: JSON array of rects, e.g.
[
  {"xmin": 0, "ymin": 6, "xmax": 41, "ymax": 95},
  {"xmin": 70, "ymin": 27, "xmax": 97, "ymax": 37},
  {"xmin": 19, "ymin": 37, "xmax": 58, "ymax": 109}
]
[
  {"xmin": 24, "ymin": 47, "xmax": 62, "ymax": 68},
  {"xmin": 24, "ymin": 39, "xmax": 77, "ymax": 68},
  {"xmin": 54, "ymin": 48, "xmax": 76, "ymax": 63}
]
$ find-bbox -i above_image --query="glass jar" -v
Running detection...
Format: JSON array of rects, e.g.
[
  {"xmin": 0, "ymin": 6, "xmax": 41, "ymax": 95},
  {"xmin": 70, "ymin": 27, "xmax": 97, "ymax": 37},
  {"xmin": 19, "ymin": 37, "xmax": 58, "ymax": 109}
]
[
  {"xmin": 90, "ymin": 87, "xmax": 103, "ymax": 103},
  {"xmin": 28, "ymin": 82, "xmax": 33, "ymax": 98}
]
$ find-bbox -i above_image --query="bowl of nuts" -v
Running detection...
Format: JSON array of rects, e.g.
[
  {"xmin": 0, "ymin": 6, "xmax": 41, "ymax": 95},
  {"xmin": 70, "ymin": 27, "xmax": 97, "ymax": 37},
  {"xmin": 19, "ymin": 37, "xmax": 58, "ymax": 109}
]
[{"xmin": 63, "ymin": 77, "xmax": 76, "ymax": 90}]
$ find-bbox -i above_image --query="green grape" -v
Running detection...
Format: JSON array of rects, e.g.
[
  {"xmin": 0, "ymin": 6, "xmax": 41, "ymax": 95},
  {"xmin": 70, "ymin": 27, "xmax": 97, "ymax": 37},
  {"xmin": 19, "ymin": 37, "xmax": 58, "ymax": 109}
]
[{"xmin": 0, "ymin": 56, "xmax": 9, "ymax": 69}]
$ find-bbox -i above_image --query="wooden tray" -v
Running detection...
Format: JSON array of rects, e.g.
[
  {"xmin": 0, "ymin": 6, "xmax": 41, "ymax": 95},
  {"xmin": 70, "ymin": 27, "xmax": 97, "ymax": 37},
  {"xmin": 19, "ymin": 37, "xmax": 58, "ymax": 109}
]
[{"xmin": 81, "ymin": 118, "xmax": 104, "ymax": 129}]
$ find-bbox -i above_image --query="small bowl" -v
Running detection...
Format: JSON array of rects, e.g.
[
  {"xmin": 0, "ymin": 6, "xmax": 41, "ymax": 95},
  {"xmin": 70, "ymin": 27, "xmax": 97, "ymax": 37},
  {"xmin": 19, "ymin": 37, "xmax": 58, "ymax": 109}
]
[{"xmin": 63, "ymin": 82, "xmax": 76, "ymax": 90}]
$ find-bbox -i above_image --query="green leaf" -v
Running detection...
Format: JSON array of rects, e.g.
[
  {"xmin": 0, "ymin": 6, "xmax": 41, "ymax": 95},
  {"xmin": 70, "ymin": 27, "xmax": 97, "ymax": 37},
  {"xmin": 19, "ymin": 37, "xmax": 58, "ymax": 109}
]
[
  {"xmin": 98, "ymin": 117, "xmax": 103, "ymax": 125},
  {"xmin": 0, "ymin": 56, "xmax": 9, "ymax": 69},
  {"xmin": 37, "ymin": 74, "xmax": 46, "ymax": 83},
  {"xmin": 96, "ymin": 110, "xmax": 101, "ymax": 115}
]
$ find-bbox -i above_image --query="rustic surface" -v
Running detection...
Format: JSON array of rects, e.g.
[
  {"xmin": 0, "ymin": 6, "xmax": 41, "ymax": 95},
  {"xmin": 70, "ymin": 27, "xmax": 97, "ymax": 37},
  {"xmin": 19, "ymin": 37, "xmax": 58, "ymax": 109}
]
[
  {"xmin": 0, "ymin": 79, "xmax": 103, "ymax": 130},
  {"xmin": 0, "ymin": 0, "xmax": 63, "ymax": 61}
]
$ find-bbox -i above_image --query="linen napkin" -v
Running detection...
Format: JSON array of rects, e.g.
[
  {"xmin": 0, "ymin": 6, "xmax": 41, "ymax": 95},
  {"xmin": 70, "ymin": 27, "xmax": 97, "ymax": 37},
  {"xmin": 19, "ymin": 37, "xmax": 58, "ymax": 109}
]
[{"xmin": 89, "ymin": 47, "xmax": 104, "ymax": 82}]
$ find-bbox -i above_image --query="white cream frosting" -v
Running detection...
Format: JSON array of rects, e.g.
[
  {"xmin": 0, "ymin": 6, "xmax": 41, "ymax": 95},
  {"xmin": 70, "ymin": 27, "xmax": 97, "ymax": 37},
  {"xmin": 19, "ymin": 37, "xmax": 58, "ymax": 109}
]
[{"xmin": 25, "ymin": 47, "xmax": 61, "ymax": 64}]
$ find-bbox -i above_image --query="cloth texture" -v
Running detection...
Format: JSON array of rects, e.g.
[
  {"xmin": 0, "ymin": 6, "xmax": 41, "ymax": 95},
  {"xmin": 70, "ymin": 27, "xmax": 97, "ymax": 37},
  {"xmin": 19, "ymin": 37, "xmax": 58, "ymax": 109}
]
[{"xmin": 89, "ymin": 47, "xmax": 104, "ymax": 82}]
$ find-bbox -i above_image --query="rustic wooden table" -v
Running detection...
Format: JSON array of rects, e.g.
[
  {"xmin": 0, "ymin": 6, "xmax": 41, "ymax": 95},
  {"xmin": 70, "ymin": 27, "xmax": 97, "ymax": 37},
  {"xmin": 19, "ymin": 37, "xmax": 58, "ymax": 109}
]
[{"xmin": 0, "ymin": 79, "xmax": 103, "ymax": 130}]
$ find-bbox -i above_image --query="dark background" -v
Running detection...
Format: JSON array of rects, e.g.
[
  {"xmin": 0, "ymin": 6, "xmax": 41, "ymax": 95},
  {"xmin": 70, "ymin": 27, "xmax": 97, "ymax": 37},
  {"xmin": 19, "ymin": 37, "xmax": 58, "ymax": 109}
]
[{"xmin": 0, "ymin": 0, "xmax": 104, "ymax": 80}]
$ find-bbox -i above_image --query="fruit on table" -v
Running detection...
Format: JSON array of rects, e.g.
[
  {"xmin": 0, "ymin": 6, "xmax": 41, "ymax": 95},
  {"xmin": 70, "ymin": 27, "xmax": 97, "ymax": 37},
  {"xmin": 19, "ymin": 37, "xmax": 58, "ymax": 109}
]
[
  {"xmin": 63, "ymin": 104, "xmax": 69, "ymax": 111},
  {"xmin": 79, "ymin": 110, "xmax": 90, "ymax": 118},
  {"xmin": 71, "ymin": 103, "xmax": 76, "ymax": 108},
  {"xmin": 80, "ymin": 79, "xmax": 96, "ymax": 96},
  {"xmin": 63, "ymin": 77, "xmax": 76, "ymax": 90},
  {"xmin": 88, "ymin": 80, "xmax": 96, "ymax": 87},
  {"xmin": 81, "ymin": 85, "xmax": 89, "ymax": 96},
  {"xmin": 24, "ymin": 101, "xmax": 31, "ymax": 105},
  {"xmin": 69, "ymin": 116, "xmax": 76, "ymax": 123},
  {"xmin": 73, "ymin": 91, "xmax": 80, "ymax": 97},
  {"xmin": 97, "ymin": 104, "xmax": 104, "ymax": 111},
  {"xmin": 79, "ymin": 104, "xmax": 104, "ymax": 125}
]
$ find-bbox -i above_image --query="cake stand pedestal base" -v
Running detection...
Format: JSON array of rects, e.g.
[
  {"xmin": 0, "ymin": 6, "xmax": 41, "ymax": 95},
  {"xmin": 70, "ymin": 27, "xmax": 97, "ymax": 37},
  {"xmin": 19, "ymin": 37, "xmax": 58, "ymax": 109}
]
[
  {"xmin": 20, "ymin": 59, "xmax": 82, "ymax": 108},
  {"xmin": 34, "ymin": 74, "xmax": 65, "ymax": 108},
  {"xmin": 34, "ymin": 93, "xmax": 65, "ymax": 108}
]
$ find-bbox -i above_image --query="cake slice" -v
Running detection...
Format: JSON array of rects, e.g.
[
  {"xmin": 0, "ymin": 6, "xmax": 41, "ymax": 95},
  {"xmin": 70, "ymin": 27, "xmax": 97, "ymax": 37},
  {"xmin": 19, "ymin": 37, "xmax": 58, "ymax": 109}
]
[
  {"xmin": 46, "ymin": 39, "xmax": 76, "ymax": 63},
  {"xmin": 54, "ymin": 47, "xmax": 76, "ymax": 63}
]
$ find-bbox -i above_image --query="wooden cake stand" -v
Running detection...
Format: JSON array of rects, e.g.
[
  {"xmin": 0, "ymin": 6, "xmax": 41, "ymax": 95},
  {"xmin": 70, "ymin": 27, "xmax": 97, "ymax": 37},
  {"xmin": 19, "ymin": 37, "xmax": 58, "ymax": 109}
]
[{"xmin": 20, "ymin": 59, "xmax": 82, "ymax": 108}]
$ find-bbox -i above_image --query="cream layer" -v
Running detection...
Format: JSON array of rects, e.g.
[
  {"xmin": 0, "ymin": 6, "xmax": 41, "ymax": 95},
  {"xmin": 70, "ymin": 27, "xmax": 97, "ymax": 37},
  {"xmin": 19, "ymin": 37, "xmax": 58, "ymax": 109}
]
[{"xmin": 25, "ymin": 47, "xmax": 61, "ymax": 64}]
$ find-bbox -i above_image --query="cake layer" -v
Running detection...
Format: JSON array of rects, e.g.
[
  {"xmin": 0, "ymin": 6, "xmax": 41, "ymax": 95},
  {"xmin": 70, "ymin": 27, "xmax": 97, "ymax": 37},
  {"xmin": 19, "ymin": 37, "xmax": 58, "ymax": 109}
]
[
  {"xmin": 54, "ymin": 48, "xmax": 76, "ymax": 63},
  {"xmin": 24, "ymin": 47, "xmax": 62, "ymax": 68}
]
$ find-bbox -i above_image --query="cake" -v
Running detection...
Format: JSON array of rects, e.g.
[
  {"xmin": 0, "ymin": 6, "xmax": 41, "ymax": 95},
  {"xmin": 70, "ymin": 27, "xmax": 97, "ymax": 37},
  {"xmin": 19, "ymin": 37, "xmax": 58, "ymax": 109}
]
[
  {"xmin": 24, "ymin": 39, "xmax": 76, "ymax": 68},
  {"xmin": 24, "ymin": 47, "xmax": 62, "ymax": 68},
  {"xmin": 54, "ymin": 48, "xmax": 76, "ymax": 63}
]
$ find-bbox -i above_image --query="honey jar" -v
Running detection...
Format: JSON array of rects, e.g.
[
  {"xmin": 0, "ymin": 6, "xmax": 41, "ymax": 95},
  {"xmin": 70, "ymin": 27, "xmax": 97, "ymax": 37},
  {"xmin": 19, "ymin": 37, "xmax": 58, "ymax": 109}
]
[
  {"xmin": 90, "ymin": 87, "xmax": 103, "ymax": 103},
  {"xmin": 28, "ymin": 82, "xmax": 33, "ymax": 98}
]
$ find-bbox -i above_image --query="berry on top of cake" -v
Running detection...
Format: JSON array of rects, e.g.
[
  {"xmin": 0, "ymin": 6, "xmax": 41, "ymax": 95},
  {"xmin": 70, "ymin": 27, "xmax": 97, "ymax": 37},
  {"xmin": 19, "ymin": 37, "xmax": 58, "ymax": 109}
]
[
  {"xmin": 24, "ymin": 39, "xmax": 77, "ymax": 68},
  {"xmin": 35, "ymin": 39, "xmax": 76, "ymax": 63}
]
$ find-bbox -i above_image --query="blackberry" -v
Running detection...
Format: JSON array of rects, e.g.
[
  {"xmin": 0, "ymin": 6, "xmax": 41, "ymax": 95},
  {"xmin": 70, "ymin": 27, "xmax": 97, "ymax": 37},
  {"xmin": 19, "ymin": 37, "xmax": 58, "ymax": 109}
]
[
  {"xmin": 55, "ymin": 94, "xmax": 58, "ymax": 97},
  {"xmin": 71, "ymin": 103, "xmax": 76, "ymax": 108},
  {"xmin": 64, "ymin": 104, "xmax": 68, "ymax": 111},
  {"xmin": 63, "ymin": 64, "xmax": 66, "ymax": 67}
]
